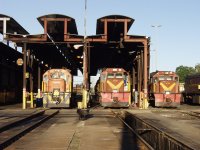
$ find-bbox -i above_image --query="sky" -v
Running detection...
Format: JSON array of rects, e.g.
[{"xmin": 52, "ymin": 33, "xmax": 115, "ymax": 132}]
[{"xmin": 0, "ymin": 0, "xmax": 200, "ymax": 73}]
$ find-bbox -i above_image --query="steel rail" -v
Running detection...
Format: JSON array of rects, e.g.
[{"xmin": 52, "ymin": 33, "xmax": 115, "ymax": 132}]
[
  {"xmin": 0, "ymin": 110, "xmax": 45, "ymax": 133},
  {"xmin": 125, "ymin": 111, "xmax": 195, "ymax": 150},
  {"xmin": 111, "ymin": 110, "xmax": 154, "ymax": 150},
  {"xmin": 0, "ymin": 110, "xmax": 59, "ymax": 149}
]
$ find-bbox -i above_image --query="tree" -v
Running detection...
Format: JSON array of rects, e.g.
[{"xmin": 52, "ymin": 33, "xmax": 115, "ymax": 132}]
[
  {"xmin": 175, "ymin": 65, "xmax": 196, "ymax": 83},
  {"xmin": 195, "ymin": 63, "xmax": 200, "ymax": 73}
]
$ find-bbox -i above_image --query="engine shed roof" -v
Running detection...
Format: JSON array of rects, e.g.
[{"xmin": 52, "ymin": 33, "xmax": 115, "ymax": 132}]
[
  {"xmin": 37, "ymin": 14, "xmax": 78, "ymax": 35},
  {"xmin": 96, "ymin": 15, "xmax": 134, "ymax": 35},
  {"xmin": 2, "ymin": 14, "xmax": 150, "ymax": 76},
  {"xmin": 0, "ymin": 14, "xmax": 29, "ymax": 35}
]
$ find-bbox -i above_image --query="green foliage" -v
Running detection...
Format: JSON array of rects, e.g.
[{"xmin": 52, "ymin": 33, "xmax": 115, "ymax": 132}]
[
  {"xmin": 175, "ymin": 65, "xmax": 196, "ymax": 82},
  {"xmin": 195, "ymin": 63, "xmax": 200, "ymax": 73}
]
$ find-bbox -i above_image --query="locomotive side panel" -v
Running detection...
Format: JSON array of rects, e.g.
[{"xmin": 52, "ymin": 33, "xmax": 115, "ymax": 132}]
[{"xmin": 184, "ymin": 74, "xmax": 200, "ymax": 104}]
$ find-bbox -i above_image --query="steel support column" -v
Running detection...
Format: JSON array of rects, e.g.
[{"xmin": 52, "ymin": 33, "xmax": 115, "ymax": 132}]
[
  {"xmin": 139, "ymin": 51, "xmax": 143, "ymax": 108},
  {"xmin": 0, "ymin": 17, "xmax": 10, "ymax": 39},
  {"xmin": 37, "ymin": 64, "xmax": 41, "ymax": 99},
  {"xmin": 132, "ymin": 66, "xmax": 136, "ymax": 103},
  {"xmin": 137, "ymin": 54, "xmax": 141, "ymax": 107},
  {"xmin": 143, "ymin": 41, "xmax": 148, "ymax": 109},
  {"xmin": 28, "ymin": 50, "xmax": 34, "ymax": 108},
  {"xmin": 22, "ymin": 43, "xmax": 27, "ymax": 109},
  {"xmin": 82, "ymin": 41, "xmax": 88, "ymax": 109}
]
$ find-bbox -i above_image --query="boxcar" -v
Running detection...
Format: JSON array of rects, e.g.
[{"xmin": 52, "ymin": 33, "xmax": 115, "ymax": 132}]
[
  {"xmin": 184, "ymin": 74, "xmax": 200, "ymax": 104},
  {"xmin": 97, "ymin": 68, "xmax": 131, "ymax": 107},
  {"xmin": 149, "ymin": 71, "xmax": 181, "ymax": 107},
  {"xmin": 42, "ymin": 69, "xmax": 72, "ymax": 108}
]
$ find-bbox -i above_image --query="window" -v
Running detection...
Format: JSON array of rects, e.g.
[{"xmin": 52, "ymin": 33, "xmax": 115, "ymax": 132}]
[
  {"xmin": 101, "ymin": 75, "xmax": 106, "ymax": 81},
  {"xmin": 51, "ymin": 72, "xmax": 59, "ymax": 79},
  {"xmin": 116, "ymin": 73, "xmax": 123, "ymax": 78},
  {"xmin": 43, "ymin": 75, "xmax": 48, "ymax": 82},
  {"xmin": 60, "ymin": 72, "xmax": 67, "ymax": 81},
  {"xmin": 158, "ymin": 76, "xmax": 165, "ymax": 81},
  {"xmin": 158, "ymin": 76, "xmax": 173, "ymax": 81},
  {"xmin": 166, "ymin": 76, "xmax": 173, "ymax": 81},
  {"xmin": 107, "ymin": 73, "xmax": 114, "ymax": 79}
]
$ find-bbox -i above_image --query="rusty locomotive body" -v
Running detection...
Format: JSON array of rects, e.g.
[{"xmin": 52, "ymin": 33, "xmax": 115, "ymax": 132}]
[
  {"xmin": 184, "ymin": 74, "xmax": 200, "ymax": 104},
  {"xmin": 42, "ymin": 69, "xmax": 72, "ymax": 108},
  {"xmin": 96, "ymin": 68, "xmax": 131, "ymax": 107},
  {"xmin": 149, "ymin": 71, "xmax": 181, "ymax": 107}
]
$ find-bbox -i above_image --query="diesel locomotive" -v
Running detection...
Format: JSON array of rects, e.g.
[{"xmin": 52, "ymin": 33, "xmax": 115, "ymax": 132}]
[
  {"xmin": 149, "ymin": 71, "xmax": 181, "ymax": 107},
  {"xmin": 42, "ymin": 69, "xmax": 72, "ymax": 108},
  {"xmin": 96, "ymin": 68, "xmax": 131, "ymax": 107}
]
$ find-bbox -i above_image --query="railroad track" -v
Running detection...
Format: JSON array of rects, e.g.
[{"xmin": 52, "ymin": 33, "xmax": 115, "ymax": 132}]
[
  {"xmin": 112, "ymin": 110, "xmax": 198, "ymax": 150},
  {"xmin": 111, "ymin": 110, "xmax": 154, "ymax": 150},
  {"xmin": 0, "ymin": 109, "xmax": 59, "ymax": 149},
  {"xmin": 181, "ymin": 111, "xmax": 200, "ymax": 119}
]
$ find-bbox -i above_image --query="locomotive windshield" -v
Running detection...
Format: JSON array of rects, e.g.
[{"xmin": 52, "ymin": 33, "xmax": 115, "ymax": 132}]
[
  {"xmin": 50, "ymin": 71, "xmax": 67, "ymax": 81},
  {"xmin": 107, "ymin": 73, "xmax": 114, "ymax": 78},
  {"xmin": 51, "ymin": 72, "xmax": 59, "ymax": 79},
  {"xmin": 116, "ymin": 73, "xmax": 123, "ymax": 78},
  {"xmin": 158, "ymin": 76, "xmax": 173, "ymax": 81},
  {"xmin": 107, "ymin": 72, "xmax": 125, "ymax": 79},
  {"xmin": 60, "ymin": 72, "xmax": 67, "ymax": 81}
]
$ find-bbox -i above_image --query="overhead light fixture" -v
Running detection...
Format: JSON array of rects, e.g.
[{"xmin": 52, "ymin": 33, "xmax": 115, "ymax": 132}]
[
  {"xmin": 74, "ymin": 44, "xmax": 83, "ymax": 49},
  {"xmin": 129, "ymin": 51, "xmax": 135, "ymax": 54}
]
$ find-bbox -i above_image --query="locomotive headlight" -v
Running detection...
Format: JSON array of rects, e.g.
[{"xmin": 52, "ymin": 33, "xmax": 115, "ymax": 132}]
[
  {"xmin": 113, "ymin": 89, "xmax": 118, "ymax": 93},
  {"xmin": 165, "ymin": 91, "xmax": 170, "ymax": 94}
]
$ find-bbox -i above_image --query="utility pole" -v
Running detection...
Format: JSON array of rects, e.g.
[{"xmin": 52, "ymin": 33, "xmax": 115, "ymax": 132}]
[
  {"xmin": 151, "ymin": 25, "xmax": 161, "ymax": 71},
  {"xmin": 77, "ymin": 0, "xmax": 89, "ymax": 119}
]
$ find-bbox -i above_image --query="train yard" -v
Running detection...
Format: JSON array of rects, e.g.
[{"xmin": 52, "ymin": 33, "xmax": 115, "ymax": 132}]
[
  {"xmin": 0, "ymin": 10, "xmax": 200, "ymax": 149},
  {"xmin": 0, "ymin": 105, "xmax": 200, "ymax": 149}
]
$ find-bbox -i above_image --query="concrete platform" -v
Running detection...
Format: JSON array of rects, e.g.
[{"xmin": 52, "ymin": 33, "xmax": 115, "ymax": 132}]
[
  {"xmin": 127, "ymin": 106, "xmax": 200, "ymax": 148},
  {"xmin": 0, "ymin": 103, "xmax": 45, "ymax": 130},
  {"xmin": 5, "ymin": 110, "xmax": 140, "ymax": 150}
]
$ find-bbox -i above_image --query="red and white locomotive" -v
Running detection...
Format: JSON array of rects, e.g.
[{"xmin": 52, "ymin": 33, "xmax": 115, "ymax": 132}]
[
  {"xmin": 96, "ymin": 68, "xmax": 131, "ymax": 107},
  {"xmin": 149, "ymin": 71, "xmax": 181, "ymax": 107}
]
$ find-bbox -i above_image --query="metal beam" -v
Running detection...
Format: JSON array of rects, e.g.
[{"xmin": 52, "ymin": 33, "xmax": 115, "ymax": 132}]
[
  {"xmin": 40, "ymin": 18, "xmax": 71, "ymax": 22},
  {"xmin": 22, "ymin": 42, "xmax": 27, "ymax": 109},
  {"xmin": 143, "ymin": 40, "xmax": 148, "ymax": 109},
  {"xmin": 100, "ymin": 18, "xmax": 132, "ymax": 22},
  {"xmin": 0, "ymin": 17, "xmax": 10, "ymax": 39}
]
